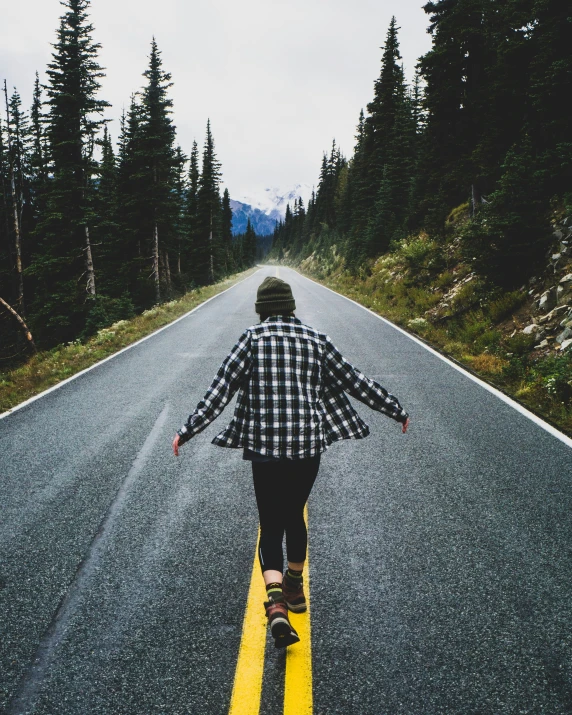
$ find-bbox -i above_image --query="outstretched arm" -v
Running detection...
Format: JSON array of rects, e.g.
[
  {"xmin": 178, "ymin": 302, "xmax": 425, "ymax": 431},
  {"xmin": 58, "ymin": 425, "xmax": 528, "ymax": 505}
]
[
  {"xmin": 174, "ymin": 330, "xmax": 252, "ymax": 454},
  {"xmin": 323, "ymin": 337, "xmax": 409, "ymax": 426}
]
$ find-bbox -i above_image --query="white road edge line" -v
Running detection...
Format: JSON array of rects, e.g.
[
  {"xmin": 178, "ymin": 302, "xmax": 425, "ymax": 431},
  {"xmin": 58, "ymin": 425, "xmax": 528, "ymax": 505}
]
[
  {"xmin": 0, "ymin": 268, "xmax": 265, "ymax": 421},
  {"xmin": 289, "ymin": 267, "xmax": 572, "ymax": 450}
]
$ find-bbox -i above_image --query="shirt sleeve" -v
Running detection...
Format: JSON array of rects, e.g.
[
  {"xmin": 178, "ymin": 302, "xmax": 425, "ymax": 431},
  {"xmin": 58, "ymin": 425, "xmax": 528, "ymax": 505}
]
[
  {"xmin": 177, "ymin": 330, "xmax": 252, "ymax": 443},
  {"xmin": 323, "ymin": 337, "xmax": 408, "ymax": 423}
]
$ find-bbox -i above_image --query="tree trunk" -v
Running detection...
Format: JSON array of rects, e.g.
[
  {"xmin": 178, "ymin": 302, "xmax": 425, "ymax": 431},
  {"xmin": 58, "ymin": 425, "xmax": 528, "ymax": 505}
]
[
  {"xmin": 164, "ymin": 250, "xmax": 172, "ymax": 296},
  {"xmin": 84, "ymin": 225, "xmax": 96, "ymax": 296},
  {"xmin": 0, "ymin": 296, "xmax": 37, "ymax": 353},
  {"xmin": 209, "ymin": 208, "xmax": 214, "ymax": 283},
  {"xmin": 4, "ymin": 80, "xmax": 25, "ymax": 315},
  {"xmin": 153, "ymin": 221, "xmax": 161, "ymax": 303}
]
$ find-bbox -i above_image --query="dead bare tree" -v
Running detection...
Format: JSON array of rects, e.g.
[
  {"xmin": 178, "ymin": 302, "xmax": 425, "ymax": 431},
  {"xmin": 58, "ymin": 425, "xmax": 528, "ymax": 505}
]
[
  {"xmin": 0, "ymin": 296, "xmax": 37, "ymax": 353},
  {"xmin": 3, "ymin": 80, "xmax": 25, "ymax": 314}
]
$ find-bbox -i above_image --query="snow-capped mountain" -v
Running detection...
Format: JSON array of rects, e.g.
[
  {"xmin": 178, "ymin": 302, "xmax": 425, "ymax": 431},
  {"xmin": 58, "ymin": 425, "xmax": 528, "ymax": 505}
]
[
  {"xmin": 229, "ymin": 184, "xmax": 315, "ymax": 236},
  {"xmin": 234, "ymin": 184, "xmax": 314, "ymax": 220},
  {"xmin": 229, "ymin": 200, "xmax": 278, "ymax": 236}
]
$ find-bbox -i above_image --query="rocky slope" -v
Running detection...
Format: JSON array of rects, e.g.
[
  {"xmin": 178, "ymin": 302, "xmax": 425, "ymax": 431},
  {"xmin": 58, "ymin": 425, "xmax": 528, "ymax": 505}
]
[{"xmin": 281, "ymin": 208, "xmax": 572, "ymax": 436}]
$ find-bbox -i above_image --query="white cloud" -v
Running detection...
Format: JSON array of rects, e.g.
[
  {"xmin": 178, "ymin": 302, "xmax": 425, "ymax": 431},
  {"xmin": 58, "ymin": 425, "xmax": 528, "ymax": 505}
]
[{"xmin": 1, "ymin": 0, "xmax": 432, "ymax": 196}]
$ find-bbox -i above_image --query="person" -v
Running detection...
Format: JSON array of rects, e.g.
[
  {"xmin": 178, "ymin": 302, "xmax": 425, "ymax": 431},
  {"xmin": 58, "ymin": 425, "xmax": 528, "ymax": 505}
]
[{"xmin": 173, "ymin": 276, "xmax": 409, "ymax": 648}]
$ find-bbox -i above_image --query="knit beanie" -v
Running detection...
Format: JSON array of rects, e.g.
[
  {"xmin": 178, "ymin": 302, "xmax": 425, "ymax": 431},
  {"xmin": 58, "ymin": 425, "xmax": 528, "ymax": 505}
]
[{"xmin": 255, "ymin": 277, "xmax": 296, "ymax": 315}]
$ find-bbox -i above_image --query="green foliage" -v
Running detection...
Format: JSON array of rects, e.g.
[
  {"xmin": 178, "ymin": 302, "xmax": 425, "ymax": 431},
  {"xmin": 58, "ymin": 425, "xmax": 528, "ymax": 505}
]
[
  {"xmin": 503, "ymin": 333, "xmax": 537, "ymax": 357},
  {"xmin": 81, "ymin": 293, "xmax": 135, "ymax": 339},
  {"xmin": 451, "ymin": 280, "xmax": 483, "ymax": 312},
  {"xmin": 399, "ymin": 237, "xmax": 437, "ymax": 271},
  {"xmin": 445, "ymin": 203, "xmax": 470, "ymax": 228},
  {"xmin": 536, "ymin": 353, "xmax": 572, "ymax": 406},
  {"xmin": 461, "ymin": 137, "xmax": 552, "ymax": 287},
  {"xmin": 1, "ymin": 0, "xmax": 237, "ymax": 363},
  {"xmin": 487, "ymin": 290, "xmax": 527, "ymax": 324},
  {"xmin": 278, "ymin": 1, "xmax": 571, "ymax": 303},
  {"xmin": 435, "ymin": 271, "xmax": 455, "ymax": 289},
  {"xmin": 195, "ymin": 119, "xmax": 223, "ymax": 284}
]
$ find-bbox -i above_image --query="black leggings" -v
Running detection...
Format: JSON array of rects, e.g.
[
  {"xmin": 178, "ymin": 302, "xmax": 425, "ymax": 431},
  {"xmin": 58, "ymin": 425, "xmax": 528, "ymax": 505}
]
[{"xmin": 252, "ymin": 455, "xmax": 320, "ymax": 573}]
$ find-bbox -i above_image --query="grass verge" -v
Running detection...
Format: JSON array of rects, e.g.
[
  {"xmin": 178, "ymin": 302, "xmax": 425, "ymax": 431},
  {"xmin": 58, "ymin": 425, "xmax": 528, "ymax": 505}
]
[{"xmin": 0, "ymin": 267, "xmax": 259, "ymax": 414}]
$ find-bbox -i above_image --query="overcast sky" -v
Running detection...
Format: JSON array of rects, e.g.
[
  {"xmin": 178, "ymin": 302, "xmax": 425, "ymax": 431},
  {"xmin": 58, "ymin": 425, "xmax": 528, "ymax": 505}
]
[{"xmin": 2, "ymin": 0, "xmax": 433, "ymax": 199}]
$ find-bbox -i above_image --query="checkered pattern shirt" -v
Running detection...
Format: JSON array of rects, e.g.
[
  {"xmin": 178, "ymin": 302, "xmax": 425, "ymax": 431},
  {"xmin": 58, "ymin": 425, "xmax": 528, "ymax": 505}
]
[{"xmin": 177, "ymin": 316, "xmax": 408, "ymax": 459}]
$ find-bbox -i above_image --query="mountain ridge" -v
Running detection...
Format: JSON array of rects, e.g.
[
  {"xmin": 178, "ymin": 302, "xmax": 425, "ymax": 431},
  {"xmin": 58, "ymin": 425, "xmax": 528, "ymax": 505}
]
[{"xmin": 230, "ymin": 184, "xmax": 314, "ymax": 235}]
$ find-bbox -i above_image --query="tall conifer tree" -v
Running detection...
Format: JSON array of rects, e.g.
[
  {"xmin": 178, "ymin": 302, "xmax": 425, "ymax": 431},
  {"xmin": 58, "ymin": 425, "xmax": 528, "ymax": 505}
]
[
  {"xmin": 196, "ymin": 119, "xmax": 222, "ymax": 284},
  {"xmin": 221, "ymin": 187, "xmax": 234, "ymax": 272},
  {"xmin": 30, "ymin": 0, "xmax": 109, "ymax": 344},
  {"xmin": 138, "ymin": 38, "xmax": 177, "ymax": 303}
]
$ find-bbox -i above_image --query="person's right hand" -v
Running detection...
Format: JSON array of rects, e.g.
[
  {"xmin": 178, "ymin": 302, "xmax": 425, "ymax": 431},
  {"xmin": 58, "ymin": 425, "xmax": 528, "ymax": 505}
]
[
  {"xmin": 402, "ymin": 417, "xmax": 410, "ymax": 434},
  {"xmin": 173, "ymin": 434, "xmax": 181, "ymax": 456}
]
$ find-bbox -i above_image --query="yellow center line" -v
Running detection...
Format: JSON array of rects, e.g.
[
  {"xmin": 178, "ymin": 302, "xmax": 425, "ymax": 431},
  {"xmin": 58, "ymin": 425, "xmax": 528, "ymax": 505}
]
[
  {"xmin": 228, "ymin": 530, "xmax": 267, "ymax": 715},
  {"xmin": 229, "ymin": 509, "xmax": 314, "ymax": 715},
  {"xmin": 284, "ymin": 504, "xmax": 313, "ymax": 714}
]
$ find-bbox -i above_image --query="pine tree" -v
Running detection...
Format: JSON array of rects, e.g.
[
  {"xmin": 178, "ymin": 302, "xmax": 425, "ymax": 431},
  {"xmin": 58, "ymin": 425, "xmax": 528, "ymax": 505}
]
[
  {"xmin": 138, "ymin": 38, "xmax": 178, "ymax": 303},
  {"xmin": 366, "ymin": 17, "xmax": 404, "ymax": 178},
  {"xmin": 116, "ymin": 96, "xmax": 147, "ymax": 306},
  {"xmin": 418, "ymin": 0, "xmax": 498, "ymax": 227},
  {"xmin": 195, "ymin": 119, "xmax": 222, "ymax": 284},
  {"xmin": 462, "ymin": 135, "xmax": 551, "ymax": 286},
  {"xmin": 93, "ymin": 125, "xmax": 120, "ymax": 293},
  {"xmin": 173, "ymin": 145, "xmax": 187, "ymax": 279},
  {"xmin": 527, "ymin": 0, "xmax": 572, "ymax": 198},
  {"xmin": 29, "ymin": 0, "xmax": 109, "ymax": 345},
  {"xmin": 0, "ymin": 114, "xmax": 20, "ymax": 359},
  {"xmin": 182, "ymin": 139, "xmax": 200, "ymax": 280},
  {"xmin": 29, "ymin": 73, "xmax": 49, "ymax": 239},
  {"xmin": 243, "ymin": 218, "xmax": 257, "ymax": 266},
  {"xmin": 3, "ymin": 83, "xmax": 30, "ymax": 316},
  {"xmin": 344, "ymin": 109, "xmax": 370, "ymax": 265},
  {"xmin": 221, "ymin": 187, "xmax": 234, "ymax": 272}
]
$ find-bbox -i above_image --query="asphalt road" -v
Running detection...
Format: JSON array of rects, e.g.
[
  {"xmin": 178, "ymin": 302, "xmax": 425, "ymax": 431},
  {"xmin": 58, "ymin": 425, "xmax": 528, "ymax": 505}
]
[{"xmin": 1, "ymin": 266, "xmax": 571, "ymax": 715}]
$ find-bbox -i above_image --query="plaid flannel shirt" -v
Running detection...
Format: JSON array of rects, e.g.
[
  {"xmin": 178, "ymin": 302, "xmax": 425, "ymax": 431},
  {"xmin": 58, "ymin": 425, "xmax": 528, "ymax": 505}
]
[{"xmin": 177, "ymin": 316, "xmax": 408, "ymax": 459}]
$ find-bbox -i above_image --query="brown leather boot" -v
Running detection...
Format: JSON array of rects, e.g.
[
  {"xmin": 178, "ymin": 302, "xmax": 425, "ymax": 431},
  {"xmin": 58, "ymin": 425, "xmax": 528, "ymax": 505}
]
[
  {"xmin": 282, "ymin": 571, "xmax": 307, "ymax": 613},
  {"xmin": 264, "ymin": 592, "xmax": 300, "ymax": 648}
]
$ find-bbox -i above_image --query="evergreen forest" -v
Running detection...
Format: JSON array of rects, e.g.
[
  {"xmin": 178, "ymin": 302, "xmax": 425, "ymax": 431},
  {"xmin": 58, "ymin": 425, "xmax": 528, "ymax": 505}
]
[
  {"xmin": 273, "ymin": 3, "xmax": 571, "ymax": 286},
  {"xmin": 0, "ymin": 0, "xmax": 260, "ymax": 363}
]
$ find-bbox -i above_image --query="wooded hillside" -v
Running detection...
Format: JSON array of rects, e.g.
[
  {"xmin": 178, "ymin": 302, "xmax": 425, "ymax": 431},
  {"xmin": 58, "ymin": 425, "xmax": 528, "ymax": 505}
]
[
  {"xmin": 0, "ymin": 0, "xmax": 259, "ymax": 363},
  {"xmin": 273, "ymin": 2, "xmax": 571, "ymax": 286}
]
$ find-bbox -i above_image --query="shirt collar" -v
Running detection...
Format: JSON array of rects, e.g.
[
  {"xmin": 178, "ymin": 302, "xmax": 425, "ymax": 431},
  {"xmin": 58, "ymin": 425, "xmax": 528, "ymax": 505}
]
[{"xmin": 262, "ymin": 315, "xmax": 301, "ymax": 325}]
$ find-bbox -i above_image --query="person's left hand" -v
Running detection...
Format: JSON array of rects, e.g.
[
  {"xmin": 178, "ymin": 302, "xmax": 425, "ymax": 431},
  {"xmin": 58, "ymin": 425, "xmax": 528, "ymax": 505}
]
[
  {"xmin": 173, "ymin": 434, "xmax": 181, "ymax": 456},
  {"xmin": 402, "ymin": 417, "xmax": 410, "ymax": 434}
]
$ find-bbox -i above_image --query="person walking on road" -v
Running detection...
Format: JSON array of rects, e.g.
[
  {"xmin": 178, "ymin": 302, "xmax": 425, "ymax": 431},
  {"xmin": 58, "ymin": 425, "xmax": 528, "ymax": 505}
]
[{"xmin": 173, "ymin": 276, "xmax": 410, "ymax": 648}]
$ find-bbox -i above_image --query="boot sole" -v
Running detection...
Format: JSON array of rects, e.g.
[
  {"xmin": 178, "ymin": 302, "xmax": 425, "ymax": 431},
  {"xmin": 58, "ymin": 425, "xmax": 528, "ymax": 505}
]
[{"xmin": 271, "ymin": 619, "xmax": 300, "ymax": 648}]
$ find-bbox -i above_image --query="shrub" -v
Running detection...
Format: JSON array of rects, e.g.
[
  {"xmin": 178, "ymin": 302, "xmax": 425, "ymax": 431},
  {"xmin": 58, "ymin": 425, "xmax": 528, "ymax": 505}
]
[
  {"xmin": 435, "ymin": 271, "xmax": 455, "ymax": 289},
  {"xmin": 81, "ymin": 293, "xmax": 135, "ymax": 340},
  {"xmin": 443, "ymin": 341, "xmax": 467, "ymax": 358},
  {"xmin": 399, "ymin": 237, "xmax": 437, "ymax": 271},
  {"xmin": 451, "ymin": 280, "xmax": 483, "ymax": 312},
  {"xmin": 503, "ymin": 356, "xmax": 529, "ymax": 380},
  {"xmin": 453, "ymin": 312, "xmax": 489, "ymax": 344},
  {"xmin": 503, "ymin": 332, "xmax": 537, "ymax": 356},
  {"xmin": 534, "ymin": 353, "xmax": 572, "ymax": 406},
  {"xmin": 488, "ymin": 290, "xmax": 527, "ymax": 324},
  {"xmin": 445, "ymin": 202, "xmax": 470, "ymax": 227},
  {"xmin": 408, "ymin": 317, "xmax": 430, "ymax": 333},
  {"xmin": 474, "ymin": 329, "xmax": 502, "ymax": 353},
  {"xmin": 468, "ymin": 354, "xmax": 506, "ymax": 374}
]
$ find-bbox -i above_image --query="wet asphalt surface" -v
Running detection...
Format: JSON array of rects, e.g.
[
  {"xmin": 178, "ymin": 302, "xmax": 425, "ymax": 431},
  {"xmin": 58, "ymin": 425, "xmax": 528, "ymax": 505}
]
[{"xmin": 1, "ymin": 266, "xmax": 571, "ymax": 715}]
